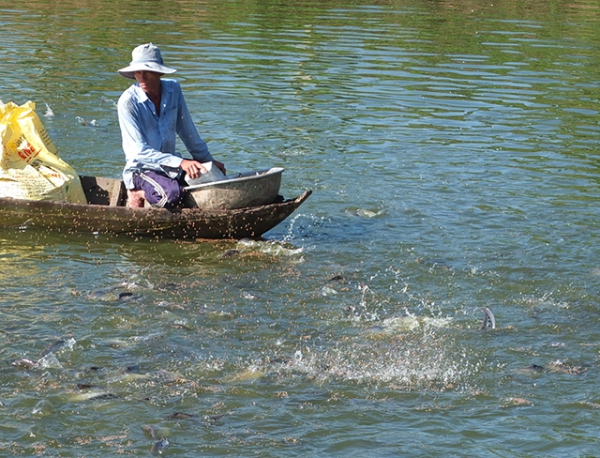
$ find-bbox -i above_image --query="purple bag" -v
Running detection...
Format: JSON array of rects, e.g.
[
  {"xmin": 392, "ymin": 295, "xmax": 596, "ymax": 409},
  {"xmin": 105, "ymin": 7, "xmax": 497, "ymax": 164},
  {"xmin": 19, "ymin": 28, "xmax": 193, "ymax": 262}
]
[{"xmin": 133, "ymin": 170, "xmax": 183, "ymax": 208}]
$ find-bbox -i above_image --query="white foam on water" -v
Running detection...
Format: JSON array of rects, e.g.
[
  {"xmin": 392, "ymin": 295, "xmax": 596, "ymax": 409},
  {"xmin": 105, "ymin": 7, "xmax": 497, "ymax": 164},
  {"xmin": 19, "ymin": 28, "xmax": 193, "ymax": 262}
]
[
  {"xmin": 36, "ymin": 352, "xmax": 62, "ymax": 369},
  {"xmin": 344, "ymin": 207, "xmax": 385, "ymax": 218},
  {"xmin": 31, "ymin": 399, "xmax": 54, "ymax": 416},
  {"xmin": 320, "ymin": 286, "xmax": 339, "ymax": 296},
  {"xmin": 286, "ymin": 335, "xmax": 474, "ymax": 391},
  {"xmin": 44, "ymin": 103, "xmax": 54, "ymax": 117},
  {"xmin": 224, "ymin": 363, "xmax": 265, "ymax": 383},
  {"xmin": 227, "ymin": 320, "xmax": 478, "ymax": 392},
  {"xmin": 282, "ymin": 213, "xmax": 323, "ymax": 244},
  {"xmin": 236, "ymin": 238, "xmax": 304, "ymax": 258},
  {"xmin": 63, "ymin": 337, "xmax": 76, "ymax": 352},
  {"xmin": 377, "ymin": 315, "xmax": 454, "ymax": 335}
]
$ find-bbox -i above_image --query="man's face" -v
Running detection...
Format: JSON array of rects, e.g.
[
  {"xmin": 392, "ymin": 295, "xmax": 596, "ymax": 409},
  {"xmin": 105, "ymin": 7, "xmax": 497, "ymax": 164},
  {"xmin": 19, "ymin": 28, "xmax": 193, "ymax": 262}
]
[{"xmin": 134, "ymin": 71, "xmax": 162, "ymax": 94}]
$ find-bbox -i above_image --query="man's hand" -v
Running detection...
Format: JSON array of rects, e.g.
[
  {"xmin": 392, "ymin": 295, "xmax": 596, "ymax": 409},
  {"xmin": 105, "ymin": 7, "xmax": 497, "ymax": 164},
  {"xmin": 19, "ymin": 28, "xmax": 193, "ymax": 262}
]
[{"xmin": 180, "ymin": 159, "xmax": 208, "ymax": 179}]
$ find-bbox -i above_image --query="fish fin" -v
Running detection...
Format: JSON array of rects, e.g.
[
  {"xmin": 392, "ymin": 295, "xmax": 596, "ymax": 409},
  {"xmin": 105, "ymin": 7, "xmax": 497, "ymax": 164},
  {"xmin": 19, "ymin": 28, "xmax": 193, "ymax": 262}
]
[{"xmin": 480, "ymin": 307, "xmax": 496, "ymax": 330}]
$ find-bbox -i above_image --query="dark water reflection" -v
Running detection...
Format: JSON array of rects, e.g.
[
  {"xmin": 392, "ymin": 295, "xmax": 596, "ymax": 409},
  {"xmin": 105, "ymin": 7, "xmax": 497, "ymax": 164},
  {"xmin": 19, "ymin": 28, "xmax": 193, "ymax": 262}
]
[{"xmin": 2, "ymin": 0, "xmax": 600, "ymax": 456}]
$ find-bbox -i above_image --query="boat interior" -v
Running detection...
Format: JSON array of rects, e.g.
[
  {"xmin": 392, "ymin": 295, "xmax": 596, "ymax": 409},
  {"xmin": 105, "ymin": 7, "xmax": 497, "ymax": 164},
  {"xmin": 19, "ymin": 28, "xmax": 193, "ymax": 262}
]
[{"xmin": 79, "ymin": 176, "xmax": 126, "ymax": 206}]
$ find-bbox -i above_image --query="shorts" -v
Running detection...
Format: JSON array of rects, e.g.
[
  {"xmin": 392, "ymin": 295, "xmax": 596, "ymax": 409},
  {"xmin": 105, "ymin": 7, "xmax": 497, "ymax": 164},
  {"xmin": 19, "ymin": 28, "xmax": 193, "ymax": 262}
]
[{"xmin": 132, "ymin": 170, "xmax": 184, "ymax": 209}]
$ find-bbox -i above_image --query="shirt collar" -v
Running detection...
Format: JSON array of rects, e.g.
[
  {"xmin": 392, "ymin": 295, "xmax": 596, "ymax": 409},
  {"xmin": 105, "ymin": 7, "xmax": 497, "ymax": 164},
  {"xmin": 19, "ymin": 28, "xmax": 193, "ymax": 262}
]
[{"xmin": 133, "ymin": 80, "xmax": 173, "ymax": 102}]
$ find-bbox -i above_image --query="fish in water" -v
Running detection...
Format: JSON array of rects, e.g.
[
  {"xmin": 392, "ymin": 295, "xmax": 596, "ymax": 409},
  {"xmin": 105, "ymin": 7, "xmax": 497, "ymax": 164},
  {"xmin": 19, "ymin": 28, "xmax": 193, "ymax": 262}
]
[
  {"xmin": 150, "ymin": 437, "xmax": 169, "ymax": 456},
  {"xmin": 524, "ymin": 364, "xmax": 545, "ymax": 372},
  {"xmin": 69, "ymin": 390, "xmax": 118, "ymax": 402},
  {"xmin": 142, "ymin": 424, "xmax": 158, "ymax": 439},
  {"xmin": 124, "ymin": 364, "xmax": 140, "ymax": 373},
  {"xmin": 220, "ymin": 249, "xmax": 240, "ymax": 259},
  {"xmin": 87, "ymin": 392, "xmax": 119, "ymax": 400},
  {"xmin": 118, "ymin": 291, "xmax": 135, "ymax": 301},
  {"xmin": 202, "ymin": 412, "xmax": 233, "ymax": 426},
  {"xmin": 170, "ymin": 323, "xmax": 192, "ymax": 331},
  {"xmin": 76, "ymin": 116, "xmax": 99, "ymax": 126},
  {"xmin": 76, "ymin": 383, "xmax": 100, "ymax": 390},
  {"xmin": 480, "ymin": 307, "xmax": 496, "ymax": 330},
  {"xmin": 40, "ymin": 338, "xmax": 66, "ymax": 357},
  {"xmin": 168, "ymin": 412, "xmax": 197, "ymax": 420},
  {"xmin": 10, "ymin": 358, "xmax": 37, "ymax": 369},
  {"xmin": 89, "ymin": 289, "xmax": 133, "ymax": 302}
]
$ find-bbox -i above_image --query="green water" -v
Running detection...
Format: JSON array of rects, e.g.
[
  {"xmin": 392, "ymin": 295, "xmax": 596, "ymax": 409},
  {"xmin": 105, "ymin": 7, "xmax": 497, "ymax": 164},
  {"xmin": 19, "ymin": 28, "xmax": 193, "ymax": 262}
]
[{"xmin": 2, "ymin": 0, "xmax": 600, "ymax": 456}]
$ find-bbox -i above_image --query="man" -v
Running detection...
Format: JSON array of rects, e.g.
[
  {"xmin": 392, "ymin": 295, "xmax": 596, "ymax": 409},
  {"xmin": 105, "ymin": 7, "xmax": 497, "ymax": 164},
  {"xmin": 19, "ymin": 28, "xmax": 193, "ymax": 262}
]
[{"xmin": 117, "ymin": 43, "xmax": 225, "ymax": 208}]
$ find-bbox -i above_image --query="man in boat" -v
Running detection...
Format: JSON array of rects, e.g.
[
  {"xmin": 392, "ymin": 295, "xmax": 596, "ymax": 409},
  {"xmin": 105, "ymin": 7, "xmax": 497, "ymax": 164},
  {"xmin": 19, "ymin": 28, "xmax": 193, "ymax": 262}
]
[{"xmin": 117, "ymin": 43, "xmax": 226, "ymax": 208}]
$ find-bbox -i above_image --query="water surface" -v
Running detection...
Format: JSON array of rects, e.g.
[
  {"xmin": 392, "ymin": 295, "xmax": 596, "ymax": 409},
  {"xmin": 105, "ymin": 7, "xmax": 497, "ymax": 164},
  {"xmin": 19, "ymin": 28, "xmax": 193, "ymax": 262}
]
[{"xmin": 1, "ymin": 0, "xmax": 600, "ymax": 456}]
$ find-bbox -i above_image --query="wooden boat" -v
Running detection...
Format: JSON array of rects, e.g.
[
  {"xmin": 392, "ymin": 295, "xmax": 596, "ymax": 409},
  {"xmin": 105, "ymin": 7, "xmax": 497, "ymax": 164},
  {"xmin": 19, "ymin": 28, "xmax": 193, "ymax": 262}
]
[{"xmin": 0, "ymin": 175, "xmax": 312, "ymax": 240}]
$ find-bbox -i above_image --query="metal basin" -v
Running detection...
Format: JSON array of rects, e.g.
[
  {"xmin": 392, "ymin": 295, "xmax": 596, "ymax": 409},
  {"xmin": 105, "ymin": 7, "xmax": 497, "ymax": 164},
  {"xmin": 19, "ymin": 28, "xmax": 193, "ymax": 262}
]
[{"xmin": 183, "ymin": 167, "xmax": 284, "ymax": 210}]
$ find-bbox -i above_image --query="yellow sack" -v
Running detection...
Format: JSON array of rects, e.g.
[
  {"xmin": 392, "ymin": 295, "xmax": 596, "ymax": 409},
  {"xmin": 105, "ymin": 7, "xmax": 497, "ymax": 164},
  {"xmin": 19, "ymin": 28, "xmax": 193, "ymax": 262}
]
[{"xmin": 0, "ymin": 101, "xmax": 87, "ymax": 204}]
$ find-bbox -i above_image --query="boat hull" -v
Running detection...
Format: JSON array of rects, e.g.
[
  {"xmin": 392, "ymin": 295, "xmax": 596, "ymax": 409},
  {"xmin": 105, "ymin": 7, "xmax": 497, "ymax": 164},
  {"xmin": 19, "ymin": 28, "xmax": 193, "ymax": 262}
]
[{"xmin": 0, "ymin": 176, "xmax": 311, "ymax": 240}]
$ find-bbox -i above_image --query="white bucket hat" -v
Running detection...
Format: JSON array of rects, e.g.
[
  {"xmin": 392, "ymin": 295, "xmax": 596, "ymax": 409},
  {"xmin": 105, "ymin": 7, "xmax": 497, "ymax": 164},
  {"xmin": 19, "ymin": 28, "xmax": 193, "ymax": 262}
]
[{"xmin": 118, "ymin": 43, "xmax": 177, "ymax": 79}]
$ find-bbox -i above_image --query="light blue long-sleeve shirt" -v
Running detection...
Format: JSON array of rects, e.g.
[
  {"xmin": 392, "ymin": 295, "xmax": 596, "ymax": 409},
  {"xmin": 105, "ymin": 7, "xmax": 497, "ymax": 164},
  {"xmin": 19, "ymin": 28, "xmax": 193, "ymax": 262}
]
[{"xmin": 117, "ymin": 79, "xmax": 214, "ymax": 189}]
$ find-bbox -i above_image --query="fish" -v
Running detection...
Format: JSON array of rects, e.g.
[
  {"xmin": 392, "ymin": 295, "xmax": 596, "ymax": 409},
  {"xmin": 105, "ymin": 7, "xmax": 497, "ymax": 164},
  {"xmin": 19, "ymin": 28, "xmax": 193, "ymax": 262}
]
[
  {"xmin": 523, "ymin": 364, "xmax": 545, "ymax": 372},
  {"xmin": 40, "ymin": 338, "xmax": 66, "ymax": 357},
  {"xmin": 89, "ymin": 290, "xmax": 133, "ymax": 302},
  {"xmin": 365, "ymin": 325, "xmax": 386, "ymax": 334},
  {"xmin": 69, "ymin": 390, "xmax": 117, "ymax": 402},
  {"xmin": 76, "ymin": 116, "xmax": 98, "ymax": 126},
  {"xmin": 512, "ymin": 364, "xmax": 547, "ymax": 375},
  {"xmin": 156, "ymin": 282, "xmax": 179, "ymax": 292},
  {"xmin": 168, "ymin": 412, "xmax": 197, "ymax": 420},
  {"xmin": 221, "ymin": 249, "xmax": 240, "ymax": 259},
  {"xmin": 142, "ymin": 424, "xmax": 158, "ymax": 439},
  {"xmin": 87, "ymin": 392, "xmax": 119, "ymax": 400},
  {"xmin": 118, "ymin": 291, "xmax": 135, "ymax": 301},
  {"xmin": 10, "ymin": 358, "xmax": 37, "ymax": 368},
  {"xmin": 150, "ymin": 437, "xmax": 169, "ymax": 456},
  {"xmin": 480, "ymin": 307, "xmax": 496, "ymax": 330},
  {"xmin": 202, "ymin": 412, "xmax": 232, "ymax": 426},
  {"xmin": 76, "ymin": 383, "xmax": 100, "ymax": 390}
]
